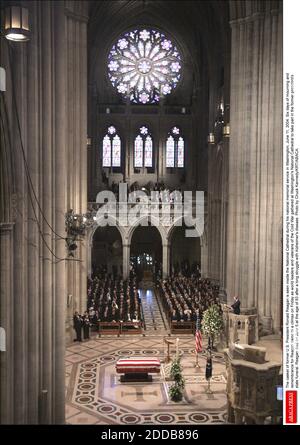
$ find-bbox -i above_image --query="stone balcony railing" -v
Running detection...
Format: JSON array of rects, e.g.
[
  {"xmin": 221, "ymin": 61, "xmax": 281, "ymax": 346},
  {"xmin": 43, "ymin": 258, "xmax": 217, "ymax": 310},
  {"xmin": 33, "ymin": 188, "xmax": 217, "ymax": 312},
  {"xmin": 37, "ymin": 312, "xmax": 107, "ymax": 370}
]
[
  {"xmin": 85, "ymin": 198, "xmax": 207, "ymax": 278},
  {"xmin": 87, "ymin": 198, "xmax": 207, "ymax": 228}
]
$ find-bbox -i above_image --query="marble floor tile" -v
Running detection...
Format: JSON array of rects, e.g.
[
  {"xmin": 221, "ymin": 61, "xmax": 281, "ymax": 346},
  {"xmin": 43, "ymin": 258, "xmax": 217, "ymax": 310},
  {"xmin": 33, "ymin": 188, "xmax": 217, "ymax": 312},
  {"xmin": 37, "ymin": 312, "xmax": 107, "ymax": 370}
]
[
  {"xmin": 66, "ymin": 404, "xmax": 80, "ymax": 419},
  {"xmin": 66, "ymin": 354, "xmax": 86, "ymax": 363},
  {"xmin": 68, "ymin": 412, "xmax": 99, "ymax": 425}
]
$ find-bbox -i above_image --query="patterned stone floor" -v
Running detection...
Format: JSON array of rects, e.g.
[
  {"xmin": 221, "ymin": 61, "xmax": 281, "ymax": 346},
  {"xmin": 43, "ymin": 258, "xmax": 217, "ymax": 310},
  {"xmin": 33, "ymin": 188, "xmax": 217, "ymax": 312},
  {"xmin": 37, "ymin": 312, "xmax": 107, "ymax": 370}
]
[{"xmin": 65, "ymin": 335, "xmax": 227, "ymax": 425}]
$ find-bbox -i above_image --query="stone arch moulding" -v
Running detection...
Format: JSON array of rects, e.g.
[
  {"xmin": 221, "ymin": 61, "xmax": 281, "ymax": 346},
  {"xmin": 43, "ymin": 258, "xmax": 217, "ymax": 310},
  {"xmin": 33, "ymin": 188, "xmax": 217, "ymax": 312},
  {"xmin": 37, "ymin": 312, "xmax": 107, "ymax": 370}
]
[
  {"xmin": 86, "ymin": 216, "xmax": 127, "ymax": 276},
  {"xmin": 127, "ymin": 214, "xmax": 168, "ymax": 246},
  {"xmin": 167, "ymin": 215, "xmax": 204, "ymax": 241},
  {"xmin": 167, "ymin": 216, "xmax": 203, "ymax": 277},
  {"xmin": 127, "ymin": 214, "xmax": 169, "ymax": 278}
]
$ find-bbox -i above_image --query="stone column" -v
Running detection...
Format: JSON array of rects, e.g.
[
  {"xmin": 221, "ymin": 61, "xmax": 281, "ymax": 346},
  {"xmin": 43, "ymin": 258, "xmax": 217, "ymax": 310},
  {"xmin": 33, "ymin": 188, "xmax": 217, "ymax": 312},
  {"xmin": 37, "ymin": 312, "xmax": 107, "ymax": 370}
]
[
  {"xmin": 64, "ymin": 1, "xmax": 89, "ymax": 336},
  {"xmin": 87, "ymin": 228, "xmax": 93, "ymax": 277},
  {"xmin": 226, "ymin": 4, "xmax": 283, "ymax": 332},
  {"xmin": 220, "ymin": 142, "xmax": 229, "ymax": 286},
  {"xmin": 40, "ymin": 0, "xmax": 54, "ymax": 424},
  {"xmin": 27, "ymin": 1, "xmax": 40, "ymax": 421},
  {"xmin": 0, "ymin": 0, "xmax": 87, "ymax": 424},
  {"xmin": 123, "ymin": 244, "xmax": 130, "ymax": 279},
  {"xmin": 53, "ymin": 1, "xmax": 67, "ymax": 424},
  {"xmin": 0, "ymin": 223, "xmax": 14, "ymax": 424},
  {"xmin": 162, "ymin": 243, "xmax": 170, "ymax": 278},
  {"xmin": 200, "ymin": 232, "xmax": 208, "ymax": 278}
]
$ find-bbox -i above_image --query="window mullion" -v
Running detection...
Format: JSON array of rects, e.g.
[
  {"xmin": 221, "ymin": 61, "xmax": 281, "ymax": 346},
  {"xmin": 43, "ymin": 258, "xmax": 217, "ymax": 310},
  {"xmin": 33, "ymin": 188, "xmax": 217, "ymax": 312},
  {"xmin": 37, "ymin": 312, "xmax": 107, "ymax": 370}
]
[{"xmin": 142, "ymin": 138, "xmax": 145, "ymax": 168}]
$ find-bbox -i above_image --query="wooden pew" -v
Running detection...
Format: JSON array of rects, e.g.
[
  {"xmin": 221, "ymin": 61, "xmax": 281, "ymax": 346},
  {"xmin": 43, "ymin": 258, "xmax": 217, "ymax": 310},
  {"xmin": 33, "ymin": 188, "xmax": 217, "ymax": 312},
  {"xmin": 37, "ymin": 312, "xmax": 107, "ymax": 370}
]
[
  {"xmin": 120, "ymin": 321, "xmax": 143, "ymax": 335},
  {"xmin": 98, "ymin": 321, "xmax": 120, "ymax": 337},
  {"xmin": 170, "ymin": 320, "xmax": 194, "ymax": 334}
]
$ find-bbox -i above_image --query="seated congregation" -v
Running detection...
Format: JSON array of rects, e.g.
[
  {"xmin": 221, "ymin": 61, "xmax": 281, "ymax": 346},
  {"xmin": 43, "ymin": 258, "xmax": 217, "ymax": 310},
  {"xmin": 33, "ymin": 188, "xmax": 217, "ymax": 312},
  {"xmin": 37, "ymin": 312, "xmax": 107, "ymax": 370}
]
[
  {"xmin": 157, "ymin": 275, "xmax": 222, "ymax": 333},
  {"xmin": 86, "ymin": 270, "xmax": 143, "ymax": 335},
  {"xmin": 76, "ymin": 262, "xmax": 222, "ymax": 338}
]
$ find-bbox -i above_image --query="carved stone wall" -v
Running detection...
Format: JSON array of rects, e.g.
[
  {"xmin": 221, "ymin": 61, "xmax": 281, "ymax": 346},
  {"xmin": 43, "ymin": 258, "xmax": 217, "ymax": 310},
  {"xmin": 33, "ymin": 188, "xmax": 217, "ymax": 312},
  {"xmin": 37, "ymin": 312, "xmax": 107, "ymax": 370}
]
[
  {"xmin": 0, "ymin": 0, "xmax": 88, "ymax": 424},
  {"xmin": 226, "ymin": 1, "xmax": 283, "ymax": 332},
  {"xmin": 225, "ymin": 346, "xmax": 282, "ymax": 424}
]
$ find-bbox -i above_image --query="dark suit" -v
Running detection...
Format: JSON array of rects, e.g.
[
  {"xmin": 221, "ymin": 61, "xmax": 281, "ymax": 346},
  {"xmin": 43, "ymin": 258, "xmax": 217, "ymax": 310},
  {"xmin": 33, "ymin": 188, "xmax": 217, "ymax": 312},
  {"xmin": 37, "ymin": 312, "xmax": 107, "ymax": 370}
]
[
  {"xmin": 231, "ymin": 299, "xmax": 241, "ymax": 315},
  {"xmin": 205, "ymin": 357, "xmax": 213, "ymax": 380},
  {"xmin": 73, "ymin": 314, "xmax": 83, "ymax": 341},
  {"xmin": 83, "ymin": 316, "xmax": 90, "ymax": 340}
]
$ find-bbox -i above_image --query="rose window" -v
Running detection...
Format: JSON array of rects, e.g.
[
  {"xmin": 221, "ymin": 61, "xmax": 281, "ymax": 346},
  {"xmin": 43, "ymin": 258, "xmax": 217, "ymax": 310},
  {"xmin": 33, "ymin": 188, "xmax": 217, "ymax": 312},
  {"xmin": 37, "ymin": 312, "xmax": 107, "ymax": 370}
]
[{"xmin": 107, "ymin": 28, "xmax": 182, "ymax": 104}]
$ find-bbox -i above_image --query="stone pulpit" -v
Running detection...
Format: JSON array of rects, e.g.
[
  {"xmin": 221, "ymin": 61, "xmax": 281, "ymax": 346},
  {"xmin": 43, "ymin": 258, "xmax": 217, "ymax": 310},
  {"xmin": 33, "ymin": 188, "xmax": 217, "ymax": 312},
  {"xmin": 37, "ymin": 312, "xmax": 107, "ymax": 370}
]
[
  {"xmin": 224, "ymin": 343, "xmax": 282, "ymax": 424},
  {"xmin": 221, "ymin": 305, "xmax": 258, "ymax": 346}
]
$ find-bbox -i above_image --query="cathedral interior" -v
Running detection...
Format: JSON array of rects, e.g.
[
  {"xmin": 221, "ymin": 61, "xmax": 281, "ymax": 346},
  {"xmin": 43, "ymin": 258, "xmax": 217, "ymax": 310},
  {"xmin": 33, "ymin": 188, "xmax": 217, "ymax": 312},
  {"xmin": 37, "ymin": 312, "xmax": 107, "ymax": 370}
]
[{"xmin": 0, "ymin": 0, "xmax": 283, "ymax": 425}]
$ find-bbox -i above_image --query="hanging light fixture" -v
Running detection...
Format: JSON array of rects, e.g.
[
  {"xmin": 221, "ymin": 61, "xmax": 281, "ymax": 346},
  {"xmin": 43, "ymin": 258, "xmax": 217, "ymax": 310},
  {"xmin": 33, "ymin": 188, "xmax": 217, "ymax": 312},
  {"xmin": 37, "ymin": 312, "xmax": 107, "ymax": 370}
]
[
  {"xmin": 222, "ymin": 124, "xmax": 230, "ymax": 137},
  {"xmin": 207, "ymin": 133, "xmax": 215, "ymax": 144},
  {"xmin": 4, "ymin": 4, "xmax": 31, "ymax": 42}
]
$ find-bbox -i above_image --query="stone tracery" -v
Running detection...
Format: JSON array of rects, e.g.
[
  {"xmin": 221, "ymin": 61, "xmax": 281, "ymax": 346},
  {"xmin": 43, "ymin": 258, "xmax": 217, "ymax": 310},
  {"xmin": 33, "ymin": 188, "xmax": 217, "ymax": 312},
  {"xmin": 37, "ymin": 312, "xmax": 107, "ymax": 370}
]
[{"xmin": 108, "ymin": 28, "xmax": 182, "ymax": 104}]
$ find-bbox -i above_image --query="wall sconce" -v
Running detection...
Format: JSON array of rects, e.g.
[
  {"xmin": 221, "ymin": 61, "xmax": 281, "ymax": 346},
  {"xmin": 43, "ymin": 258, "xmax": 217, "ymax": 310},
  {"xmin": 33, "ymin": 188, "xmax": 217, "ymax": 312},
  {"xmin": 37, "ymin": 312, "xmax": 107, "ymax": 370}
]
[
  {"xmin": 106, "ymin": 108, "xmax": 110, "ymax": 114},
  {"xmin": 207, "ymin": 133, "xmax": 215, "ymax": 144},
  {"xmin": 4, "ymin": 5, "xmax": 31, "ymax": 42},
  {"xmin": 222, "ymin": 124, "xmax": 230, "ymax": 137},
  {"xmin": 87, "ymin": 137, "xmax": 92, "ymax": 146},
  {"xmin": 65, "ymin": 209, "xmax": 86, "ymax": 237}
]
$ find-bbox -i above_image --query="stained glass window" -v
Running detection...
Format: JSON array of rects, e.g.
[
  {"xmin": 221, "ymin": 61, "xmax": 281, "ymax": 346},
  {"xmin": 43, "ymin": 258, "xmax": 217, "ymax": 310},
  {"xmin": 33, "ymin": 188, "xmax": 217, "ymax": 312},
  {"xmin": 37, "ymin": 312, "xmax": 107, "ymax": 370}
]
[
  {"xmin": 166, "ymin": 135, "xmax": 175, "ymax": 167},
  {"xmin": 108, "ymin": 28, "xmax": 182, "ymax": 104},
  {"xmin": 102, "ymin": 126, "xmax": 121, "ymax": 167},
  {"xmin": 177, "ymin": 137, "xmax": 184, "ymax": 168},
  {"xmin": 166, "ymin": 127, "xmax": 184, "ymax": 167},
  {"xmin": 144, "ymin": 136, "xmax": 153, "ymax": 167},
  {"xmin": 134, "ymin": 135, "xmax": 143, "ymax": 167},
  {"xmin": 134, "ymin": 126, "xmax": 153, "ymax": 168},
  {"xmin": 112, "ymin": 135, "xmax": 121, "ymax": 167},
  {"xmin": 102, "ymin": 135, "xmax": 111, "ymax": 167}
]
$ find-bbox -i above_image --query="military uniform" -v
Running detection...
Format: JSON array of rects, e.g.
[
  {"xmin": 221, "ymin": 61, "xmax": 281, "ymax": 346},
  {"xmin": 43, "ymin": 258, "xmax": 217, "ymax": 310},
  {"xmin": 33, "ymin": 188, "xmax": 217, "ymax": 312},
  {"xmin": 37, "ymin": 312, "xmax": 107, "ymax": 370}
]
[
  {"xmin": 83, "ymin": 315, "xmax": 91, "ymax": 340},
  {"xmin": 205, "ymin": 356, "xmax": 213, "ymax": 380}
]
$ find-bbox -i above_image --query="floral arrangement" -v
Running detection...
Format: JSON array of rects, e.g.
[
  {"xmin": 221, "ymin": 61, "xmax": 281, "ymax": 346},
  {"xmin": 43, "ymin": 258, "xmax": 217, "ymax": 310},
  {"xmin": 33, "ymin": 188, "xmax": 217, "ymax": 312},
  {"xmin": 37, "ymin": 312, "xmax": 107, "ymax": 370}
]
[
  {"xmin": 168, "ymin": 358, "xmax": 185, "ymax": 402},
  {"xmin": 201, "ymin": 304, "xmax": 224, "ymax": 349}
]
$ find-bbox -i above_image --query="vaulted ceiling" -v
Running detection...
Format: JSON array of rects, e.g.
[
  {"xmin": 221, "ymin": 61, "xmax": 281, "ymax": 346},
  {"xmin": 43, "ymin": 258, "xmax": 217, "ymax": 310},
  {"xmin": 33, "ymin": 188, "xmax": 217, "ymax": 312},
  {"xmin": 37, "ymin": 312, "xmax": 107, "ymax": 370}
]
[{"xmin": 88, "ymin": 0, "xmax": 230, "ymax": 88}]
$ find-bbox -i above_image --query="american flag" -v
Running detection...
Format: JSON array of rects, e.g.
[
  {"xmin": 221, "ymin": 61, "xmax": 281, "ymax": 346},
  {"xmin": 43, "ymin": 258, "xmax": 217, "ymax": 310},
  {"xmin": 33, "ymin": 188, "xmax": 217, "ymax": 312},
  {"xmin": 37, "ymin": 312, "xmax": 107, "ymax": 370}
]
[{"xmin": 195, "ymin": 315, "xmax": 202, "ymax": 353}]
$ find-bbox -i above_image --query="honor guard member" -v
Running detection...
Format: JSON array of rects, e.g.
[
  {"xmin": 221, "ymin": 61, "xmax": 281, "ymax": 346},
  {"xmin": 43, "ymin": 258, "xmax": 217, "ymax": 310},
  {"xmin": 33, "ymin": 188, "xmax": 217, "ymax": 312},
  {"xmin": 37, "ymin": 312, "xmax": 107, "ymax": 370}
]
[
  {"xmin": 73, "ymin": 311, "xmax": 83, "ymax": 342},
  {"xmin": 83, "ymin": 311, "xmax": 91, "ymax": 340},
  {"xmin": 205, "ymin": 352, "xmax": 213, "ymax": 380}
]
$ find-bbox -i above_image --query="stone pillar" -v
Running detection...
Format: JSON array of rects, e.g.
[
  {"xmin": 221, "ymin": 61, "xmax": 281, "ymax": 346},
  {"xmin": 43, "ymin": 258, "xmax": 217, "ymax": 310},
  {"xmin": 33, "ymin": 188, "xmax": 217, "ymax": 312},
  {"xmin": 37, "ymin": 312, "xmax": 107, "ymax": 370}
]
[
  {"xmin": 53, "ymin": 1, "xmax": 67, "ymax": 424},
  {"xmin": 27, "ymin": 2, "xmax": 40, "ymax": 421},
  {"xmin": 162, "ymin": 243, "xmax": 170, "ymax": 278},
  {"xmin": 0, "ymin": 0, "xmax": 88, "ymax": 424},
  {"xmin": 123, "ymin": 244, "xmax": 130, "ymax": 279},
  {"xmin": 10, "ymin": 29, "xmax": 28, "ymax": 426},
  {"xmin": 40, "ymin": 0, "xmax": 54, "ymax": 424},
  {"xmin": 64, "ymin": 1, "xmax": 89, "ymax": 337},
  {"xmin": 0, "ymin": 223, "xmax": 14, "ymax": 424},
  {"xmin": 207, "ymin": 140, "xmax": 228, "ymax": 287},
  {"xmin": 200, "ymin": 232, "xmax": 208, "ymax": 278},
  {"xmin": 226, "ymin": 4, "xmax": 283, "ymax": 332}
]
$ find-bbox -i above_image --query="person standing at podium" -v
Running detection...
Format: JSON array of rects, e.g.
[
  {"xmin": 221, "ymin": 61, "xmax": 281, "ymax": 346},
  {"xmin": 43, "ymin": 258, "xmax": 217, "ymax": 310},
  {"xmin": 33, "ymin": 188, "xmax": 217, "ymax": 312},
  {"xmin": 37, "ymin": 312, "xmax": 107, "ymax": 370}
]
[{"xmin": 231, "ymin": 296, "xmax": 241, "ymax": 315}]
